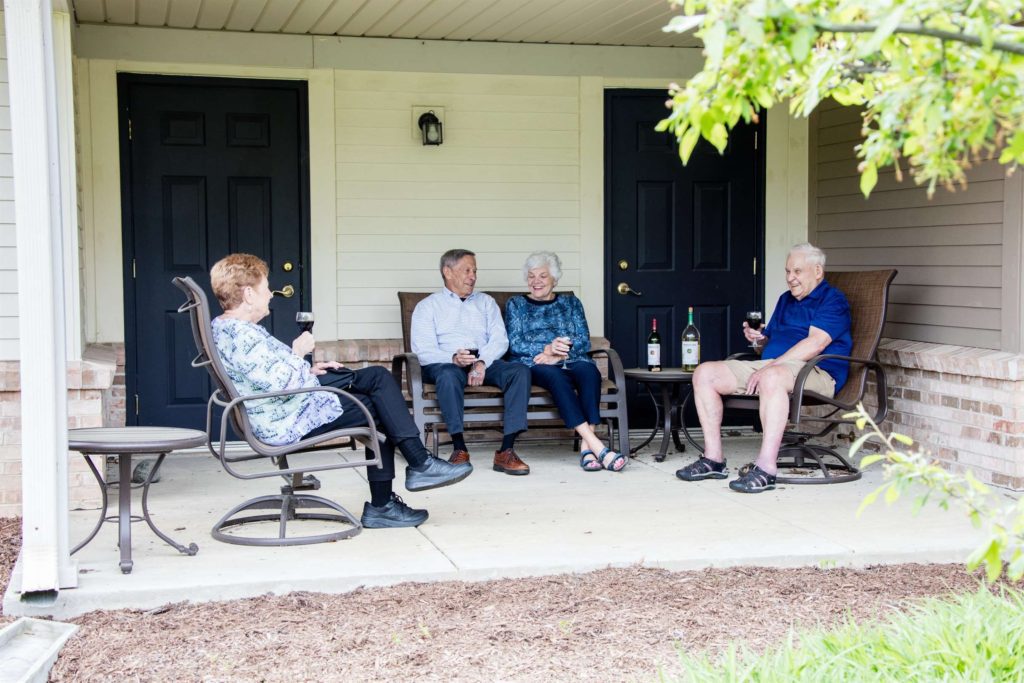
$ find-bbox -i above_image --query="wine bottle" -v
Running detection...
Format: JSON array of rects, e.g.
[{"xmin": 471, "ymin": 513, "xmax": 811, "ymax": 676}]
[
  {"xmin": 681, "ymin": 307, "xmax": 700, "ymax": 371},
  {"xmin": 646, "ymin": 318, "xmax": 662, "ymax": 372}
]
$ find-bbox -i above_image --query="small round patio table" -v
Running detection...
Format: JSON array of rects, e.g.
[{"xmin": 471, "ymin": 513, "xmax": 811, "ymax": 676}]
[
  {"xmin": 68, "ymin": 426, "xmax": 206, "ymax": 574},
  {"xmin": 623, "ymin": 368, "xmax": 702, "ymax": 462}
]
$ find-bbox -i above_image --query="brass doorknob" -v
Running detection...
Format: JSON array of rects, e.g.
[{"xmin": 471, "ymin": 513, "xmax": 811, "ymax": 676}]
[
  {"xmin": 617, "ymin": 282, "xmax": 643, "ymax": 296},
  {"xmin": 272, "ymin": 284, "xmax": 294, "ymax": 298}
]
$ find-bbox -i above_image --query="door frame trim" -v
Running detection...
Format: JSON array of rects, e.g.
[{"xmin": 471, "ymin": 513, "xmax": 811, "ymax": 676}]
[
  {"xmin": 602, "ymin": 88, "xmax": 767, "ymax": 345},
  {"xmin": 117, "ymin": 73, "xmax": 312, "ymax": 425}
]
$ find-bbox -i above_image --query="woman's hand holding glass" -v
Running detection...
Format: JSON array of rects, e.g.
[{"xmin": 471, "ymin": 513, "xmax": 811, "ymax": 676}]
[{"xmin": 292, "ymin": 331, "xmax": 315, "ymax": 358}]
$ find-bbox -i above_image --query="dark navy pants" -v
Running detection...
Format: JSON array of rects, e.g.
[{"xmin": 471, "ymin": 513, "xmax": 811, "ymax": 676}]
[
  {"xmin": 307, "ymin": 366, "xmax": 427, "ymax": 482},
  {"xmin": 530, "ymin": 361, "xmax": 602, "ymax": 429},
  {"xmin": 421, "ymin": 359, "xmax": 530, "ymax": 436}
]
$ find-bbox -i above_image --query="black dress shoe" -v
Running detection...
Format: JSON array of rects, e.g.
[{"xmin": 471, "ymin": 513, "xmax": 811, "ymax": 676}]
[
  {"xmin": 360, "ymin": 494, "xmax": 429, "ymax": 529},
  {"xmin": 405, "ymin": 457, "xmax": 473, "ymax": 492}
]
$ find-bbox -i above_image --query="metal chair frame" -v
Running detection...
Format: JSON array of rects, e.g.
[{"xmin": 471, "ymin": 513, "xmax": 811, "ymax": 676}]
[
  {"xmin": 717, "ymin": 269, "xmax": 897, "ymax": 485},
  {"xmin": 174, "ymin": 276, "xmax": 384, "ymax": 546}
]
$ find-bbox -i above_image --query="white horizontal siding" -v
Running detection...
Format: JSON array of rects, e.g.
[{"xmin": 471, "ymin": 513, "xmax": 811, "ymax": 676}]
[
  {"xmin": 0, "ymin": 11, "xmax": 16, "ymax": 359},
  {"xmin": 811, "ymin": 100, "xmax": 1004, "ymax": 349},
  {"xmin": 335, "ymin": 70, "xmax": 581, "ymax": 339}
]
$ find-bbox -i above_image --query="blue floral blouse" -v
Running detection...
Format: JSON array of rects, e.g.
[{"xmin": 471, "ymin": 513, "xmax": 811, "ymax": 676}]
[
  {"xmin": 505, "ymin": 294, "xmax": 593, "ymax": 367},
  {"xmin": 211, "ymin": 317, "xmax": 342, "ymax": 445}
]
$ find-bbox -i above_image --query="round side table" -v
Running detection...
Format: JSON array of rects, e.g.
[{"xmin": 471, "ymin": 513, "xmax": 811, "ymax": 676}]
[
  {"xmin": 68, "ymin": 426, "xmax": 207, "ymax": 574},
  {"xmin": 623, "ymin": 368, "xmax": 701, "ymax": 462}
]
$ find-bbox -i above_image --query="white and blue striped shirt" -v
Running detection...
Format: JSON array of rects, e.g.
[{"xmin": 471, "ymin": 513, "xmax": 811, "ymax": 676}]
[{"xmin": 410, "ymin": 288, "xmax": 509, "ymax": 367}]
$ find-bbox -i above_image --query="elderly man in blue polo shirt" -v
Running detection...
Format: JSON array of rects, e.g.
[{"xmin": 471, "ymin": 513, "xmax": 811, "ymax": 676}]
[
  {"xmin": 411, "ymin": 249, "xmax": 532, "ymax": 475},
  {"xmin": 676, "ymin": 243, "xmax": 852, "ymax": 493}
]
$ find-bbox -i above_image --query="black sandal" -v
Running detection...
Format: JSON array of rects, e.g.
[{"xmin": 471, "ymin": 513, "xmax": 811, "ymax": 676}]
[
  {"xmin": 675, "ymin": 456, "xmax": 728, "ymax": 481},
  {"xmin": 729, "ymin": 463, "xmax": 776, "ymax": 493}
]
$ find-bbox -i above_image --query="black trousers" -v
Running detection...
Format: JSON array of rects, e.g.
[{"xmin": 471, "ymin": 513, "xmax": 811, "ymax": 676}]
[{"xmin": 306, "ymin": 366, "xmax": 427, "ymax": 482}]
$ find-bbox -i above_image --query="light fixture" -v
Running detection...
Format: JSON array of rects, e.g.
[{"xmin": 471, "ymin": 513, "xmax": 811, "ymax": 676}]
[{"xmin": 417, "ymin": 110, "xmax": 443, "ymax": 145}]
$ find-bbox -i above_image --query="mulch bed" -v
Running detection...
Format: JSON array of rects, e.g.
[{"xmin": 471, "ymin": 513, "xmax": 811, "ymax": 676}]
[{"xmin": 0, "ymin": 517, "xmax": 995, "ymax": 681}]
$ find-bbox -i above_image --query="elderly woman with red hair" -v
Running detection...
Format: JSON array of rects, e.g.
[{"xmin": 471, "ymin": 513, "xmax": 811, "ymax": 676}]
[{"xmin": 208, "ymin": 253, "xmax": 472, "ymax": 528}]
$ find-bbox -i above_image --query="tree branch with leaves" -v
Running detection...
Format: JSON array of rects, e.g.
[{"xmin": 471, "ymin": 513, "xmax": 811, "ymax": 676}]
[{"xmin": 658, "ymin": 0, "xmax": 1024, "ymax": 196}]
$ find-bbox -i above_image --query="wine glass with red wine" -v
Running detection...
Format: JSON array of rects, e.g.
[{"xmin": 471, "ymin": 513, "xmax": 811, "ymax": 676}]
[
  {"xmin": 296, "ymin": 311, "xmax": 315, "ymax": 334},
  {"xmin": 745, "ymin": 311, "xmax": 763, "ymax": 349},
  {"xmin": 558, "ymin": 335, "xmax": 574, "ymax": 369}
]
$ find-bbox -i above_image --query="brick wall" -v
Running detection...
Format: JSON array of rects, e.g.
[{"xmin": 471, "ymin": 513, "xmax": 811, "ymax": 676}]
[
  {"xmin": 865, "ymin": 339, "xmax": 1024, "ymax": 490},
  {"xmin": 0, "ymin": 346, "xmax": 117, "ymax": 516}
]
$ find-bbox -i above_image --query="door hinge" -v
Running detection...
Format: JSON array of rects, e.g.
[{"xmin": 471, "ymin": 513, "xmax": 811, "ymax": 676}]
[
  {"xmin": 132, "ymin": 258, "xmax": 136, "ymax": 279},
  {"xmin": 134, "ymin": 394, "xmax": 139, "ymax": 415},
  {"xmin": 753, "ymin": 257, "xmax": 758, "ymax": 276},
  {"xmin": 128, "ymin": 118, "xmax": 132, "ymax": 141},
  {"xmin": 753, "ymin": 131, "xmax": 758, "ymax": 150}
]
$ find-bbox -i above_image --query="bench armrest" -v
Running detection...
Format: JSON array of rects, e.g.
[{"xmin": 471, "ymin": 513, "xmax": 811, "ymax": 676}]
[
  {"xmin": 392, "ymin": 352, "xmax": 425, "ymax": 400},
  {"xmin": 587, "ymin": 346, "xmax": 627, "ymax": 392}
]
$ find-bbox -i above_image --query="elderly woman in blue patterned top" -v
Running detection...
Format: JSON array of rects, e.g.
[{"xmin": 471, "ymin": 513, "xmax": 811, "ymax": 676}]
[
  {"xmin": 505, "ymin": 252, "xmax": 626, "ymax": 472},
  {"xmin": 208, "ymin": 253, "xmax": 471, "ymax": 530}
]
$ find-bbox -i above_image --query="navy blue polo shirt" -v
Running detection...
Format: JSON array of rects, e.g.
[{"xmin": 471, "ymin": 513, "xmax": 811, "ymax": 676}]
[{"xmin": 762, "ymin": 280, "xmax": 852, "ymax": 390}]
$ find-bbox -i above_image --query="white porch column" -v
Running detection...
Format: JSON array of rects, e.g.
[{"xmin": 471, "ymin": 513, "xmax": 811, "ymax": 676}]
[{"xmin": 4, "ymin": 0, "xmax": 76, "ymax": 593}]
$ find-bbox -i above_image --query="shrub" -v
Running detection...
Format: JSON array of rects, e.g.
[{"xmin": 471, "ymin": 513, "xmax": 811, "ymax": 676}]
[{"xmin": 671, "ymin": 586, "xmax": 1024, "ymax": 682}]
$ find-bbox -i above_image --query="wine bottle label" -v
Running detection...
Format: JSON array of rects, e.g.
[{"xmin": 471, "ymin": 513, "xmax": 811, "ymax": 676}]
[
  {"xmin": 647, "ymin": 344, "xmax": 661, "ymax": 367},
  {"xmin": 682, "ymin": 341, "xmax": 699, "ymax": 365}
]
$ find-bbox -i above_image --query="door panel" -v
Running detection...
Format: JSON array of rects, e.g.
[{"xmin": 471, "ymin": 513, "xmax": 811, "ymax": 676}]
[
  {"xmin": 121, "ymin": 75, "xmax": 310, "ymax": 429},
  {"xmin": 605, "ymin": 90, "xmax": 764, "ymax": 426}
]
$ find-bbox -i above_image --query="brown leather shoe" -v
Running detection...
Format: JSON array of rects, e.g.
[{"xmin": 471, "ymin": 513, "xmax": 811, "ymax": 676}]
[
  {"xmin": 493, "ymin": 448, "xmax": 530, "ymax": 475},
  {"xmin": 448, "ymin": 449, "xmax": 471, "ymax": 465}
]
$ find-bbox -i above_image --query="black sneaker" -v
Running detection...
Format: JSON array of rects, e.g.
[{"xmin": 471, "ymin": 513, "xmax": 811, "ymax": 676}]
[
  {"xmin": 675, "ymin": 456, "xmax": 728, "ymax": 481},
  {"xmin": 729, "ymin": 464, "xmax": 777, "ymax": 493},
  {"xmin": 405, "ymin": 457, "xmax": 473, "ymax": 492},
  {"xmin": 360, "ymin": 494, "xmax": 429, "ymax": 529}
]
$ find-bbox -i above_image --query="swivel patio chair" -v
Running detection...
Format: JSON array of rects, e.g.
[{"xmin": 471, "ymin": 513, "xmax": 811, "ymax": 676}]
[
  {"xmin": 710, "ymin": 269, "xmax": 897, "ymax": 484},
  {"xmin": 174, "ymin": 276, "xmax": 383, "ymax": 545}
]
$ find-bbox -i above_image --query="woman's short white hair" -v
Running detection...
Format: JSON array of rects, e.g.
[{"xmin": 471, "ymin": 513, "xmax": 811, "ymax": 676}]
[
  {"xmin": 522, "ymin": 251, "xmax": 563, "ymax": 282},
  {"xmin": 789, "ymin": 242, "xmax": 827, "ymax": 268}
]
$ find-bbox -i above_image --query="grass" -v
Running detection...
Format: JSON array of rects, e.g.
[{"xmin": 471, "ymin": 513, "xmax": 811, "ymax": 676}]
[{"xmin": 669, "ymin": 586, "xmax": 1024, "ymax": 682}]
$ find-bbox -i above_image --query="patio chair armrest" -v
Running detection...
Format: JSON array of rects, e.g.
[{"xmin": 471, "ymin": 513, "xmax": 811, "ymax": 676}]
[
  {"xmin": 790, "ymin": 354, "xmax": 887, "ymax": 424},
  {"xmin": 209, "ymin": 385, "xmax": 383, "ymax": 477},
  {"xmin": 391, "ymin": 352, "xmax": 425, "ymax": 401},
  {"xmin": 587, "ymin": 346, "xmax": 626, "ymax": 389}
]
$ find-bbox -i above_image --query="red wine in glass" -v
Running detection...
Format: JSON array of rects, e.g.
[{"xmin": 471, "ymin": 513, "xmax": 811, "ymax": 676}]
[
  {"xmin": 296, "ymin": 311, "xmax": 315, "ymax": 334},
  {"xmin": 745, "ymin": 311, "xmax": 763, "ymax": 348},
  {"xmin": 559, "ymin": 336, "xmax": 574, "ymax": 369}
]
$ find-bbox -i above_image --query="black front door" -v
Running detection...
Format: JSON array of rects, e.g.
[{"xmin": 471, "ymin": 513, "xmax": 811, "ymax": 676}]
[
  {"xmin": 120, "ymin": 75, "xmax": 310, "ymax": 429},
  {"xmin": 605, "ymin": 90, "xmax": 764, "ymax": 425}
]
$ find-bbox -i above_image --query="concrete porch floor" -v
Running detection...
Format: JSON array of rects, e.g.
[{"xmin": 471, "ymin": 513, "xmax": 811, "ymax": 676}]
[{"xmin": 4, "ymin": 436, "xmax": 997, "ymax": 619}]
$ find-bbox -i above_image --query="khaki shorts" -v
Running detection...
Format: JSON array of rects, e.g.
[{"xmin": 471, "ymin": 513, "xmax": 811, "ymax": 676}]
[{"xmin": 722, "ymin": 359, "xmax": 836, "ymax": 397}]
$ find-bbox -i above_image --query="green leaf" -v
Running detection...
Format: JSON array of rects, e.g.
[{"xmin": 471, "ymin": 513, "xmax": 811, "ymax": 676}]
[
  {"xmin": 679, "ymin": 126, "xmax": 701, "ymax": 164},
  {"xmin": 891, "ymin": 433, "xmax": 914, "ymax": 446},
  {"xmin": 849, "ymin": 433, "xmax": 874, "ymax": 459},
  {"xmin": 984, "ymin": 540, "xmax": 1004, "ymax": 582},
  {"xmin": 856, "ymin": 485, "xmax": 885, "ymax": 517},
  {"xmin": 859, "ymin": 453, "xmax": 884, "ymax": 468},
  {"xmin": 858, "ymin": 6, "xmax": 905, "ymax": 57},
  {"xmin": 860, "ymin": 163, "xmax": 878, "ymax": 197},
  {"xmin": 789, "ymin": 26, "xmax": 816, "ymax": 63},
  {"xmin": 664, "ymin": 13, "xmax": 706, "ymax": 34},
  {"xmin": 702, "ymin": 21, "xmax": 727, "ymax": 66},
  {"xmin": 884, "ymin": 485, "xmax": 900, "ymax": 504},
  {"xmin": 708, "ymin": 122, "xmax": 729, "ymax": 152}
]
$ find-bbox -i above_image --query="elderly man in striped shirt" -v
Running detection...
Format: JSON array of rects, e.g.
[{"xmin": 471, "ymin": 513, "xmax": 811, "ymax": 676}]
[{"xmin": 411, "ymin": 249, "xmax": 532, "ymax": 475}]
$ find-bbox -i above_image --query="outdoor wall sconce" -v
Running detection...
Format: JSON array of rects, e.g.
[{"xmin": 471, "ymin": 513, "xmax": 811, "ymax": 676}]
[{"xmin": 417, "ymin": 110, "xmax": 443, "ymax": 145}]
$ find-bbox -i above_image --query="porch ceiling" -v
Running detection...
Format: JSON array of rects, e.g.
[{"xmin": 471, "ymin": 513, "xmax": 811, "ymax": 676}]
[{"xmin": 69, "ymin": 0, "xmax": 700, "ymax": 48}]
